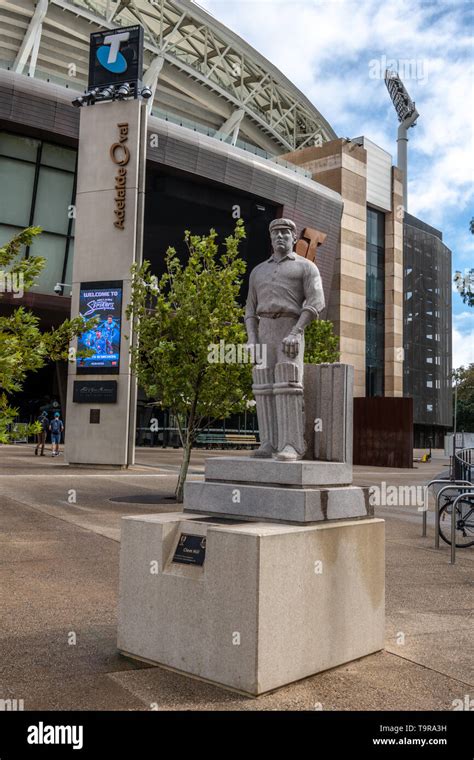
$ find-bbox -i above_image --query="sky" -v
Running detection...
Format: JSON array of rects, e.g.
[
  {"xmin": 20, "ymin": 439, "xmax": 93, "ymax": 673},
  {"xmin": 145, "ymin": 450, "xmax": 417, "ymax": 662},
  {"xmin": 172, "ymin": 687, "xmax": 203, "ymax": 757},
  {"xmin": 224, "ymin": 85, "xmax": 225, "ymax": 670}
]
[{"xmin": 196, "ymin": 0, "xmax": 473, "ymax": 369}]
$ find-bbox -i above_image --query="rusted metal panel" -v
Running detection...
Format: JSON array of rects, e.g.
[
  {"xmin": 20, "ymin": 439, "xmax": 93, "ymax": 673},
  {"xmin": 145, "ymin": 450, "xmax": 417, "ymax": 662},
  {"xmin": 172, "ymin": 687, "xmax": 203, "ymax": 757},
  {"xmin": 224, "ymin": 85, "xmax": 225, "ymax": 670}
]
[{"xmin": 354, "ymin": 397, "xmax": 413, "ymax": 468}]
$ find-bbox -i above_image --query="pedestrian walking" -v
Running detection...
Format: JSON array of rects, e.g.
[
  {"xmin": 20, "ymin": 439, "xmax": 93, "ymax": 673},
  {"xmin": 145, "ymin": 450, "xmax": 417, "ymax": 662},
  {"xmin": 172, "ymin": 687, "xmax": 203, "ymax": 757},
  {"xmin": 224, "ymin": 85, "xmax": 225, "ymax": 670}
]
[
  {"xmin": 49, "ymin": 412, "xmax": 64, "ymax": 457},
  {"xmin": 34, "ymin": 411, "xmax": 49, "ymax": 456}
]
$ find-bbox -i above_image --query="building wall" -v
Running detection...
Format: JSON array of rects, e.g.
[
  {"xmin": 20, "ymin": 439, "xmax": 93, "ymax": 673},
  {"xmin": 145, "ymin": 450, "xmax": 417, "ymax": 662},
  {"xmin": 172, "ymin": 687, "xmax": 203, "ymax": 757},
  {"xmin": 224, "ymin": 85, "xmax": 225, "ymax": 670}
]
[
  {"xmin": 354, "ymin": 136, "xmax": 392, "ymax": 212},
  {"xmin": 146, "ymin": 119, "xmax": 343, "ymax": 308},
  {"xmin": 0, "ymin": 69, "xmax": 343, "ymax": 313},
  {"xmin": 404, "ymin": 213, "xmax": 452, "ymax": 432},
  {"xmin": 283, "ymin": 139, "xmax": 405, "ymax": 400},
  {"xmin": 282, "ymin": 139, "xmax": 368, "ymax": 397},
  {"xmin": 384, "ymin": 167, "xmax": 404, "ymax": 397}
]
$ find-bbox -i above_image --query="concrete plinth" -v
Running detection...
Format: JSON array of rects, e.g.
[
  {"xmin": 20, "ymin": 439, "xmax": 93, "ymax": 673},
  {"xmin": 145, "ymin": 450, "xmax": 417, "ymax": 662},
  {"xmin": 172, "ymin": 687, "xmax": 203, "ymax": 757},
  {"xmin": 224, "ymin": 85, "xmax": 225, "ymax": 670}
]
[
  {"xmin": 184, "ymin": 481, "xmax": 372, "ymax": 523},
  {"xmin": 117, "ymin": 513, "xmax": 385, "ymax": 695},
  {"xmin": 204, "ymin": 456, "xmax": 352, "ymax": 486}
]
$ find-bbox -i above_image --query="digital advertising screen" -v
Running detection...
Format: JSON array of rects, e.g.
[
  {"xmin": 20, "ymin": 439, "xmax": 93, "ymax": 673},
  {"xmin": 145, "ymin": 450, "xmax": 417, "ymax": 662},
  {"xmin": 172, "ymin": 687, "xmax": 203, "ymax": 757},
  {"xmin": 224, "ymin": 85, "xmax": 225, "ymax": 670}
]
[{"xmin": 77, "ymin": 281, "xmax": 123, "ymax": 375}]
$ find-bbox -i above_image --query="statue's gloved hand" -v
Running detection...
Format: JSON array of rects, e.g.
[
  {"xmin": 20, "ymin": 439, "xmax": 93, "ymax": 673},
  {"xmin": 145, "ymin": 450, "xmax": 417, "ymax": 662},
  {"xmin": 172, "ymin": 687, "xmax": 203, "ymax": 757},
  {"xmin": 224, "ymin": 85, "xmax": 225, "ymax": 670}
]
[{"xmin": 282, "ymin": 331, "xmax": 302, "ymax": 358}]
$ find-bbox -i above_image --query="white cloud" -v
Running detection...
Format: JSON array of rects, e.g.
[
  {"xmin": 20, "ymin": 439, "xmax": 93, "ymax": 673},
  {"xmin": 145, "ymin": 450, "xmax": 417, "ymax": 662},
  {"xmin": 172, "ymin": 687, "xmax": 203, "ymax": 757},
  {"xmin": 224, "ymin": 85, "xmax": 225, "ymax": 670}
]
[
  {"xmin": 452, "ymin": 310, "xmax": 474, "ymax": 369},
  {"xmin": 453, "ymin": 324, "xmax": 474, "ymax": 370},
  {"xmin": 453, "ymin": 311, "xmax": 474, "ymax": 325}
]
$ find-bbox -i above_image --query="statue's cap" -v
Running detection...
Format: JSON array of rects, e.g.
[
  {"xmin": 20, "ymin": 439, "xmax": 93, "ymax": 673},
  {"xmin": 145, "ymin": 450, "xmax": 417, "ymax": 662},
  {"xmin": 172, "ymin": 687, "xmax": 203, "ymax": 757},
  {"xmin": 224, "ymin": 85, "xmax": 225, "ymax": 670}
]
[{"xmin": 269, "ymin": 218, "xmax": 297, "ymax": 234}]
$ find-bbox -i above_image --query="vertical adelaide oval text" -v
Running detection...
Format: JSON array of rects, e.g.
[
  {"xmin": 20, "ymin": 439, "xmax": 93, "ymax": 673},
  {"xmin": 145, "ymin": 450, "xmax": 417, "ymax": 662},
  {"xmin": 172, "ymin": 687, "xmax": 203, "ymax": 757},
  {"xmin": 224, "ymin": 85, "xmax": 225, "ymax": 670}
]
[{"xmin": 110, "ymin": 122, "xmax": 130, "ymax": 229}]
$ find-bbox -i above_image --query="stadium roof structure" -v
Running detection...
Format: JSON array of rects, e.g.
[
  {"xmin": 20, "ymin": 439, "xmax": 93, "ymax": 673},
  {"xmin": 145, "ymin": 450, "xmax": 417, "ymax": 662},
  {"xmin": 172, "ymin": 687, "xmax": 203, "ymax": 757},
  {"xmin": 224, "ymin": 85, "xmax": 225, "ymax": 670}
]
[{"xmin": 0, "ymin": 0, "xmax": 337, "ymax": 154}]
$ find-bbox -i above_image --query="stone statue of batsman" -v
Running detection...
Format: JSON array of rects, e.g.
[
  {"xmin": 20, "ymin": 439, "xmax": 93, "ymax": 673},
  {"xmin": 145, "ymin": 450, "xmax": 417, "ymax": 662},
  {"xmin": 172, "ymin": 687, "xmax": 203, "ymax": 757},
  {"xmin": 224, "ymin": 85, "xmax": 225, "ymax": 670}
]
[{"xmin": 245, "ymin": 218, "xmax": 325, "ymax": 462}]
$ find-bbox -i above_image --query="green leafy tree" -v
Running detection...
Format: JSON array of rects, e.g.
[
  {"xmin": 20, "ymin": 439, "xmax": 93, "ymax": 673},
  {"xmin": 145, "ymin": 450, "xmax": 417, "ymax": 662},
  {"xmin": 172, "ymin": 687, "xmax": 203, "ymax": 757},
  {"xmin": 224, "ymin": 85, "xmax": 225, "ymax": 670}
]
[
  {"xmin": 304, "ymin": 318, "xmax": 340, "ymax": 363},
  {"xmin": 452, "ymin": 364, "xmax": 474, "ymax": 432},
  {"xmin": 454, "ymin": 260, "xmax": 474, "ymax": 307},
  {"xmin": 0, "ymin": 227, "xmax": 96, "ymax": 443},
  {"xmin": 455, "ymin": 279, "xmax": 474, "ymax": 308},
  {"xmin": 127, "ymin": 220, "xmax": 252, "ymax": 501},
  {"xmin": 459, "ymin": 289, "xmax": 474, "ymax": 308}
]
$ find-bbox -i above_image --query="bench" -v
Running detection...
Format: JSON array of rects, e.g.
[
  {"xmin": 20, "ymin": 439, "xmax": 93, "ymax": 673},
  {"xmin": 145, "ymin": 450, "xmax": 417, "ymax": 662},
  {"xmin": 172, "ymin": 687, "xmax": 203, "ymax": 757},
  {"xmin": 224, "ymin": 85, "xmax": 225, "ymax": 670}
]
[{"xmin": 196, "ymin": 433, "xmax": 258, "ymax": 449}]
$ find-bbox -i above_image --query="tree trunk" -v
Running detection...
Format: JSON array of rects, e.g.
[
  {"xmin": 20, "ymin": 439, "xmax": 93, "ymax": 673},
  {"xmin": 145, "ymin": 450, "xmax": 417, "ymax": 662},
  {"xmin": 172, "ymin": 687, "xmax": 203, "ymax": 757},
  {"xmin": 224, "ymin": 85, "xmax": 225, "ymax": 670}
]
[
  {"xmin": 175, "ymin": 436, "xmax": 192, "ymax": 503},
  {"xmin": 174, "ymin": 388, "xmax": 200, "ymax": 502}
]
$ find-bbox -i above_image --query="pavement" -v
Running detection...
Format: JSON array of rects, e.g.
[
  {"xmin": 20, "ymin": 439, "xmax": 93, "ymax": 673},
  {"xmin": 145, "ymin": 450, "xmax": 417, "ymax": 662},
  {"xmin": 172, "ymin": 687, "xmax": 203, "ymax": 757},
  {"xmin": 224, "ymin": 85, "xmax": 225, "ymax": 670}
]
[{"xmin": 0, "ymin": 444, "xmax": 472, "ymax": 711}]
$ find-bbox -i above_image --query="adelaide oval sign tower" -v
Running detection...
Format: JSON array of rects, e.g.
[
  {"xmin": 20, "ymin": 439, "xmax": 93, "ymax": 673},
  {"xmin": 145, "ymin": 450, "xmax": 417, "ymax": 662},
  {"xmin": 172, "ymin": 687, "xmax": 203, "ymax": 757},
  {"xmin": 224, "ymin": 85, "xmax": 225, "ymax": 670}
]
[{"xmin": 65, "ymin": 26, "xmax": 149, "ymax": 467}]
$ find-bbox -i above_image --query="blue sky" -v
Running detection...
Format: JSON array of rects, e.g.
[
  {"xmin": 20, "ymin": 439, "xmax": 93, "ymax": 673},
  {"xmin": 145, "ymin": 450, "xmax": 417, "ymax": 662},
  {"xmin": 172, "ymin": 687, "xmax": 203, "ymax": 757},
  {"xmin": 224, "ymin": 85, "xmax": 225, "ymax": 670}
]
[{"xmin": 197, "ymin": 0, "xmax": 474, "ymax": 369}]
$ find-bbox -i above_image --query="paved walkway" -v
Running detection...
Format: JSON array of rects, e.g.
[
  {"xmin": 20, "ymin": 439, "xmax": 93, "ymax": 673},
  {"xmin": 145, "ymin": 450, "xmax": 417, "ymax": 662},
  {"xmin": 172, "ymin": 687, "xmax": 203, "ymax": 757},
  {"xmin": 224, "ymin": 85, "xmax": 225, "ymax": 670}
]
[{"xmin": 0, "ymin": 445, "xmax": 472, "ymax": 710}]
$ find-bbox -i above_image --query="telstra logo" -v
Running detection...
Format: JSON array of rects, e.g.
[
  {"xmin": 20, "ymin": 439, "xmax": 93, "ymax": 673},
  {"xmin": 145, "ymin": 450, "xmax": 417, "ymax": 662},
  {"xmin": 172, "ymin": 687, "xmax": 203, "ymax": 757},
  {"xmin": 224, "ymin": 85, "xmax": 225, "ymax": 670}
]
[{"xmin": 96, "ymin": 31, "xmax": 130, "ymax": 73}]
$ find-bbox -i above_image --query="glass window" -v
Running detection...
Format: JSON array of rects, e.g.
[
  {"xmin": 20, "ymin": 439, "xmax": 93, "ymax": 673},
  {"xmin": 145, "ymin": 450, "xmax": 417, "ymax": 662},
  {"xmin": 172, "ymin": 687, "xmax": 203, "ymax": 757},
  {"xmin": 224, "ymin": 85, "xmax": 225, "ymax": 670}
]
[
  {"xmin": 366, "ymin": 207, "xmax": 385, "ymax": 397},
  {"xmin": 0, "ymin": 134, "xmax": 77, "ymax": 298},
  {"xmin": 0, "ymin": 224, "xmax": 25, "ymax": 248},
  {"xmin": 33, "ymin": 167, "xmax": 74, "ymax": 235},
  {"xmin": 41, "ymin": 143, "xmax": 76, "ymax": 171},
  {"xmin": 0, "ymin": 157, "xmax": 35, "ymax": 226},
  {"xmin": 367, "ymin": 207, "xmax": 385, "ymax": 247},
  {"xmin": 367, "ymin": 266, "xmax": 384, "ymax": 303},
  {"xmin": 0, "ymin": 132, "xmax": 39, "ymax": 162},
  {"xmin": 29, "ymin": 233, "xmax": 68, "ymax": 295}
]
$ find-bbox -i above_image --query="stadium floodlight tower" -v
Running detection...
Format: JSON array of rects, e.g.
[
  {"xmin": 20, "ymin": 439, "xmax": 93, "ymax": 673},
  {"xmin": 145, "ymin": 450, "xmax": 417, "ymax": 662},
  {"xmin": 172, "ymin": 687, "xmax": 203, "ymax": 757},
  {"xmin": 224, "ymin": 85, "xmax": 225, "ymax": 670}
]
[{"xmin": 385, "ymin": 70, "xmax": 419, "ymax": 210}]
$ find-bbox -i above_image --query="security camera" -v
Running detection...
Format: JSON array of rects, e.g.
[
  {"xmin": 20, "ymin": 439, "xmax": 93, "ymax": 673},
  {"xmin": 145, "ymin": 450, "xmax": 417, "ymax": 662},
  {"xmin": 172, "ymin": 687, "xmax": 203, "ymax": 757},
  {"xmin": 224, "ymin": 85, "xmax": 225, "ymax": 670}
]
[
  {"xmin": 54, "ymin": 283, "xmax": 63, "ymax": 295},
  {"xmin": 141, "ymin": 86, "xmax": 153, "ymax": 100},
  {"xmin": 72, "ymin": 96, "xmax": 84, "ymax": 108}
]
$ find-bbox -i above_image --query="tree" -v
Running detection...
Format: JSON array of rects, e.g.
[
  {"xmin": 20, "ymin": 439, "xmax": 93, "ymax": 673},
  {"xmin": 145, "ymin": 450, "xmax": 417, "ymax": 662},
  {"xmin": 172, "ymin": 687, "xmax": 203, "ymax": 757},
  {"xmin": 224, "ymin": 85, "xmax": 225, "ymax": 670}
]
[
  {"xmin": 0, "ymin": 227, "xmax": 96, "ymax": 442},
  {"xmin": 452, "ymin": 364, "xmax": 474, "ymax": 432},
  {"xmin": 127, "ymin": 220, "xmax": 252, "ymax": 501},
  {"xmin": 304, "ymin": 318, "xmax": 340, "ymax": 363},
  {"xmin": 453, "ymin": 268, "xmax": 474, "ymax": 308}
]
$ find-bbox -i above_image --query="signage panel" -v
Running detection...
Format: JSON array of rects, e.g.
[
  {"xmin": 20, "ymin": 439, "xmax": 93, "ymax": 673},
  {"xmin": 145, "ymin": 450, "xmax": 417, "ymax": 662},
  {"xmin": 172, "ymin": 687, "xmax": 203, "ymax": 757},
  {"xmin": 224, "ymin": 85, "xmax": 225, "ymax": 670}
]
[
  {"xmin": 77, "ymin": 281, "xmax": 123, "ymax": 375},
  {"xmin": 172, "ymin": 534, "xmax": 207, "ymax": 566},
  {"xmin": 88, "ymin": 25, "xmax": 144, "ymax": 94},
  {"xmin": 73, "ymin": 381, "xmax": 118, "ymax": 404}
]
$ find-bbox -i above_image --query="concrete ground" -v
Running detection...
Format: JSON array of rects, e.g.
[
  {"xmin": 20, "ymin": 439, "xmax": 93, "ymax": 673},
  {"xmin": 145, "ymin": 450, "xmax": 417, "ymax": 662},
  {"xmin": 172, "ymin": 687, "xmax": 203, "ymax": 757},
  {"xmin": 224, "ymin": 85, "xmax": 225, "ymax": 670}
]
[{"xmin": 0, "ymin": 444, "xmax": 472, "ymax": 711}]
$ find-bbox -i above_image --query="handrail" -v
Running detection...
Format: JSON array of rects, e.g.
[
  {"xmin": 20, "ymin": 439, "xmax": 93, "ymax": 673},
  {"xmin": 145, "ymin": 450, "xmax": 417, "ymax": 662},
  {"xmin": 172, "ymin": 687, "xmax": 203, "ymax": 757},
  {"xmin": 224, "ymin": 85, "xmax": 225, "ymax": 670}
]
[
  {"xmin": 454, "ymin": 447, "xmax": 474, "ymax": 484},
  {"xmin": 450, "ymin": 492, "xmax": 474, "ymax": 564}
]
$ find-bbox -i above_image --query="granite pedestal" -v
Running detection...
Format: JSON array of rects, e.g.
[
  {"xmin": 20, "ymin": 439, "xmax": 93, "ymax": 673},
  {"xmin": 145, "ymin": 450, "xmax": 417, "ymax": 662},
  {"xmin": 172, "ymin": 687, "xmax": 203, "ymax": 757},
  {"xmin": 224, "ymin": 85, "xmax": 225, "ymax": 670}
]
[{"xmin": 117, "ymin": 512, "xmax": 385, "ymax": 695}]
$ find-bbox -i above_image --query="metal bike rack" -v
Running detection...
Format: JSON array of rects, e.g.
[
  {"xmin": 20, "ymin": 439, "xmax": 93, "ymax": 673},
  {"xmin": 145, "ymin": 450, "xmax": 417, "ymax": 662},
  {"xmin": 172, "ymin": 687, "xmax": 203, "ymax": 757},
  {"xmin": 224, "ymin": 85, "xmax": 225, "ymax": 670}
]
[
  {"xmin": 450, "ymin": 492, "xmax": 474, "ymax": 565},
  {"xmin": 422, "ymin": 479, "xmax": 460, "ymax": 537},
  {"xmin": 434, "ymin": 483, "xmax": 473, "ymax": 549}
]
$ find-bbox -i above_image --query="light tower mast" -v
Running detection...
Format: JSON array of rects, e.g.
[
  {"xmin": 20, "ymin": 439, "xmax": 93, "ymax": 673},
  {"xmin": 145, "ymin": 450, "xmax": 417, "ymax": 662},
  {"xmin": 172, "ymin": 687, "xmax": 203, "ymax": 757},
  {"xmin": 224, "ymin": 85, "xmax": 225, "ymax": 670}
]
[{"xmin": 384, "ymin": 70, "xmax": 419, "ymax": 210}]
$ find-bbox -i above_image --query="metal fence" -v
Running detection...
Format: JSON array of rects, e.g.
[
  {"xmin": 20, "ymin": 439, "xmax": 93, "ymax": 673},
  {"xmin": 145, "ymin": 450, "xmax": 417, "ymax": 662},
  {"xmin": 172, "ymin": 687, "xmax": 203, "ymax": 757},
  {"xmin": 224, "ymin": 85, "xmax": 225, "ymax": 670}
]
[{"xmin": 454, "ymin": 447, "xmax": 474, "ymax": 483}]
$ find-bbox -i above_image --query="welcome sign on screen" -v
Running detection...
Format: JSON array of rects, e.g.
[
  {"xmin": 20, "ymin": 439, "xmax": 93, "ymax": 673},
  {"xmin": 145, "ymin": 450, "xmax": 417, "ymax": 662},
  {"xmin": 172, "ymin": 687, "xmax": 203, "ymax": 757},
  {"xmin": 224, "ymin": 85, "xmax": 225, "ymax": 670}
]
[{"xmin": 77, "ymin": 281, "xmax": 123, "ymax": 375}]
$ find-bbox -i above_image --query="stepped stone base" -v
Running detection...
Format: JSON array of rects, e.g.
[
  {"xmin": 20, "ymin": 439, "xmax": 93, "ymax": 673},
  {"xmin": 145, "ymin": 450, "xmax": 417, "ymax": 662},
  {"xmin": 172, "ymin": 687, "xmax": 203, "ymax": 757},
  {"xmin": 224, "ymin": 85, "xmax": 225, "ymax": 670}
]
[
  {"xmin": 204, "ymin": 456, "xmax": 352, "ymax": 486},
  {"xmin": 184, "ymin": 480, "xmax": 371, "ymax": 523}
]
